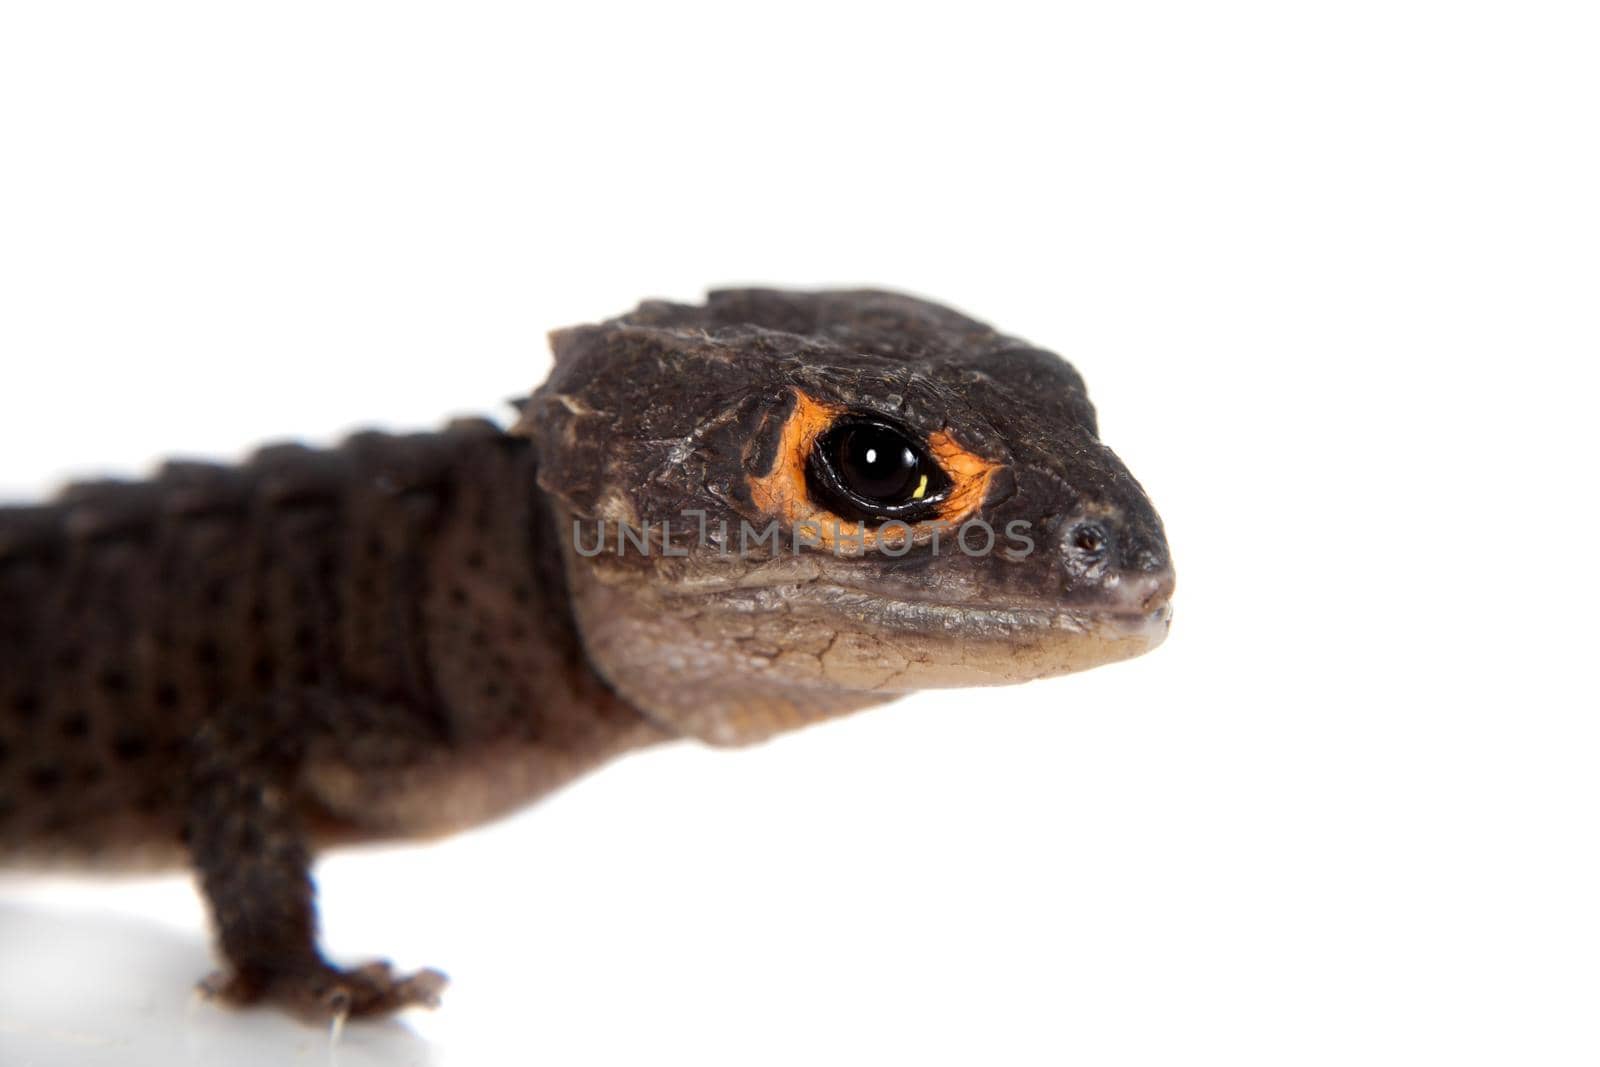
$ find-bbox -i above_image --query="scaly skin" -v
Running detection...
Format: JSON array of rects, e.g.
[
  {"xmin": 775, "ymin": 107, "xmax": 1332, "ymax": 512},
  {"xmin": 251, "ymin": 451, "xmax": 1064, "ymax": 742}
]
[{"xmin": 0, "ymin": 289, "xmax": 1173, "ymax": 1020}]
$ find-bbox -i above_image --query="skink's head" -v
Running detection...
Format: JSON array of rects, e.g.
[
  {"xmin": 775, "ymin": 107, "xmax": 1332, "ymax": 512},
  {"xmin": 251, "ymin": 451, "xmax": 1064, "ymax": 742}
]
[{"xmin": 522, "ymin": 289, "xmax": 1173, "ymax": 745}]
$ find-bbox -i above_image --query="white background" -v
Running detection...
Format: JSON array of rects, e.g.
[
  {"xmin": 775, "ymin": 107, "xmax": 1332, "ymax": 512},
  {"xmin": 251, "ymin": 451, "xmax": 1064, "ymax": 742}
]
[{"xmin": 1, "ymin": 3, "xmax": 1595, "ymax": 1065}]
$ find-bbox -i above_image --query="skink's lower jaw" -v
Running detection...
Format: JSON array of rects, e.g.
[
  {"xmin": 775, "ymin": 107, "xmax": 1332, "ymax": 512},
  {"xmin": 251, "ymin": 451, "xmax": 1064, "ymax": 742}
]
[
  {"xmin": 857, "ymin": 601, "xmax": 1169, "ymax": 690},
  {"xmin": 797, "ymin": 587, "xmax": 1172, "ymax": 684}
]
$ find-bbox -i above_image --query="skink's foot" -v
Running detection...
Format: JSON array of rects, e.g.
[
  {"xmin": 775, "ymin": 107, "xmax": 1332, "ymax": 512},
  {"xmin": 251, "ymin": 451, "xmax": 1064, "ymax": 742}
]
[{"xmin": 199, "ymin": 959, "xmax": 448, "ymax": 1022}]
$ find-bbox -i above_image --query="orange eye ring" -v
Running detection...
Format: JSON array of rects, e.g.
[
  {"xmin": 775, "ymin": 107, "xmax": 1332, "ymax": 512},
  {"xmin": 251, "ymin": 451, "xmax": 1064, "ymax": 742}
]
[{"xmin": 747, "ymin": 389, "xmax": 1001, "ymax": 549}]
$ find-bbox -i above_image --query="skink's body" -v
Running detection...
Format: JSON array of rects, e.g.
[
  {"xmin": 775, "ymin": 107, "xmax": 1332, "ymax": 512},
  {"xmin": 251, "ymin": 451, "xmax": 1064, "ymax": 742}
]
[
  {"xmin": 0, "ymin": 289, "xmax": 1173, "ymax": 1018},
  {"xmin": 0, "ymin": 423, "xmax": 654, "ymax": 858}
]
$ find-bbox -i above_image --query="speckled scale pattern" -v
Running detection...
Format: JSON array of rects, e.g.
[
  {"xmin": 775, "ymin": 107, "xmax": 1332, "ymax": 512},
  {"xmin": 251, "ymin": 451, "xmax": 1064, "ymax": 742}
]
[
  {"xmin": 0, "ymin": 417, "xmax": 637, "ymax": 856},
  {"xmin": 0, "ymin": 416, "xmax": 656, "ymax": 1013}
]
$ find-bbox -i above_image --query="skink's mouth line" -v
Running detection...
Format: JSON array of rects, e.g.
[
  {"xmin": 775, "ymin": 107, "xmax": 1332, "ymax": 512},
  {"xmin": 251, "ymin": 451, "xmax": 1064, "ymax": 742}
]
[{"xmin": 662, "ymin": 575, "xmax": 1171, "ymax": 638}]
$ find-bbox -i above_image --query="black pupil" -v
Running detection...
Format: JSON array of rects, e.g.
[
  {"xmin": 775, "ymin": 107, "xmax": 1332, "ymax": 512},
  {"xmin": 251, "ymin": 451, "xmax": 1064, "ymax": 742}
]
[{"xmin": 836, "ymin": 425, "xmax": 921, "ymax": 504}]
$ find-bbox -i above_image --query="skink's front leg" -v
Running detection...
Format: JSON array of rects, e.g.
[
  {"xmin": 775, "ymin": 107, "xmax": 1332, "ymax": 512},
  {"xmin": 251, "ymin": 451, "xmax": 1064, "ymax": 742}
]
[{"xmin": 184, "ymin": 695, "xmax": 446, "ymax": 1021}]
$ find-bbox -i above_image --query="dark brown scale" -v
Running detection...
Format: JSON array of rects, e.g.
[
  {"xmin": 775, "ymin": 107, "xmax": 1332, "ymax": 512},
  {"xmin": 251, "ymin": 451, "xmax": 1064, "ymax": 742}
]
[
  {"xmin": 0, "ymin": 419, "xmax": 659, "ymax": 1015},
  {"xmin": 0, "ymin": 422, "xmax": 645, "ymax": 847}
]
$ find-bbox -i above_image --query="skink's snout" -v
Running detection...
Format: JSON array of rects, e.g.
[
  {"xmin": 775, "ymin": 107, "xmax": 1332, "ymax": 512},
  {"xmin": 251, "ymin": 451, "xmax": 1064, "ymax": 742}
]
[
  {"xmin": 1059, "ymin": 514, "xmax": 1175, "ymax": 622},
  {"xmin": 1115, "ymin": 565, "xmax": 1176, "ymax": 614}
]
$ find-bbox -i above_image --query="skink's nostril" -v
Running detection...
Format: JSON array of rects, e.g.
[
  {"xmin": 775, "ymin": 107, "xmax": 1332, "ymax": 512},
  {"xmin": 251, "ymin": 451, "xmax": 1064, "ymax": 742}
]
[{"xmin": 1070, "ymin": 521, "xmax": 1109, "ymax": 558}]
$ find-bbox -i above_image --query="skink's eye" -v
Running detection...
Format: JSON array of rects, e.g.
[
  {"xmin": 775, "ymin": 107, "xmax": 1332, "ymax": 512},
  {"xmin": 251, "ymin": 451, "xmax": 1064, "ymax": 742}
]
[{"xmin": 806, "ymin": 417, "xmax": 952, "ymax": 524}]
